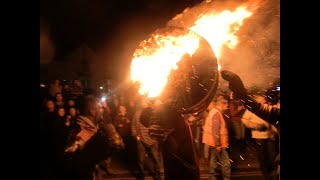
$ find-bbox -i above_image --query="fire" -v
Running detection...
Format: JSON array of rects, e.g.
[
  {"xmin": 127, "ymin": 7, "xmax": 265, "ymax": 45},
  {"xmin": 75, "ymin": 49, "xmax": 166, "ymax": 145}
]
[
  {"xmin": 131, "ymin": 5, "xmax": 254, "ymax": 97},
  {"xmin": 131, "ymin": 31, "xmax": 200, "ymax": 97},
  {"xmin": 190, "ymin": 6, "xmax": 253, "ymax": 69}
]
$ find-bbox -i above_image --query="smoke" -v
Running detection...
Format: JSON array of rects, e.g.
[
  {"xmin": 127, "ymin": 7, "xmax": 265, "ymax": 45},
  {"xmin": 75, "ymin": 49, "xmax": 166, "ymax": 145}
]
[
  {"xmin": 166, "ymin": 0, "xmax": 280, "ymax": 91},
  {"xmin": 40, "ymin": 17, "xmax": 55, "ymax": 64}
]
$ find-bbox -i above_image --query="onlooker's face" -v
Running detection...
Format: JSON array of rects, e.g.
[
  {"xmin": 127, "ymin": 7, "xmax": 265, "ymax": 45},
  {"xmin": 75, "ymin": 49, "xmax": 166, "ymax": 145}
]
[
  {"xmin": 230, "ymin": 92, "xmax": 234, "ymax": 100},
  {"xmin": 141, "ymin": 99, "xmax": 149, "ymax": 109},
  {"xmin": 58, "ymin": 108, "xmax": 65, "ymax": 117},
  {"xmin": 64, "ymin": 84, "xmax": 70, "ymax": 89},
  {"xmin": 119, "ymin": 105, "xmax": 126, "ymax": 114},
  {"xmin": 221, "ymin": 100, "xmax": 229, "ymax": 111},
  {"xmin": 74, "ymin": 80, "xmax": 81, "ymax": 87},
  {"xmin": 119, "ymin": 96, "xmax": 125, "ymax": 103},
  {"xmin": 216, "ymin": 98, "xmax": 228, "ymax": 112},
  {"xmin": 55, "ymin": 93, "xmax": 63, "ymax": 101},
  {"xmin": 69, "ymin": 108, "xmax": 77, "ymax": 117},
  {"xmin": 67, "ymin": 100, "xmax": 75, "ymax": 106},
  {"xmin": 129, "ymin": 100, "xmax": 135, "ymax": 107},
  {"xmin": 46, "ymin": 100, "xmax": 55, "ymax": 111},
  {"xmin": 154, "ymin": 99, "xmax": 162, "ymax": 107},
  {"xmin": 90, "ymin": 102, "xmax": 100, "ymax": 117}
]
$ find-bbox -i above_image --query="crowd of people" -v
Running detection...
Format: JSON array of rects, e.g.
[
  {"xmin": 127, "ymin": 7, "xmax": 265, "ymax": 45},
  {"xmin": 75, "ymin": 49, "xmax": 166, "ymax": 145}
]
[{"xmin": 40, "ymin": 72, "xmax": 280, "ymax": 180}]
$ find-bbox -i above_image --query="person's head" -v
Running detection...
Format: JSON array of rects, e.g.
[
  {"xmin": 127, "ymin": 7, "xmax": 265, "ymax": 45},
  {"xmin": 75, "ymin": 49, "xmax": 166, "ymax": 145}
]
[
  {"xmin": 67, "ymin": 99, "xmax": 75, "ymax": 106},
  {"xmin": 68, "ymin": 106, "xmax": 77, "ymax": 117},
  {"xmin": 46, "ymin": 100, "xmax": 55, "ymax": 112},
  {"xmin": 229, "ymin": 99, "xmax": 244, "ymax": 116},
  {"xmin": 82, "ymin": 95, "xmax": 99, "ymax": 118},
  {"xmin": 73, "ymin": 79, "xmax": 82, "ymax": 87},
  {"xmin": 119, "ymin": 105, "xmax": 126, "ymax": 115},
  {"xmin": 113, "ymin": 96, "xmax": 119, "ymax": 106},
  {"xmin": 128, "ymin": 99, "xmax": 135, "ymax": 107},
  {"xmin": 57, "ymin": 106, "xmax": 66, "ymax": 117},
  {"xmin": 230, "ymin": 92, "xmax": 234, "ymax": 100},
  {"xmin": 55, "ymin": 93, "xmax": 63, "ymax": 101},
  {"xmin": 140, "ymin": 98, "xmax": 150, "ymax": 109},
  {"xmin": 153, "ymin": 99, "xmax": 162, "ymax": 108},
  {"xmin": 119, "ymin": 94, "xmax": 125, "ymax": 102},
  {"xmin": 214, "ymin": 97, "xmax": 229, "ymax": 112},
  {"xmin": 63, "ymin": 84, "xmax": 70, "ymax": 89},
  {"xmin": 53, "ymin": 79, "xmax": 60, "ymax": 85}
]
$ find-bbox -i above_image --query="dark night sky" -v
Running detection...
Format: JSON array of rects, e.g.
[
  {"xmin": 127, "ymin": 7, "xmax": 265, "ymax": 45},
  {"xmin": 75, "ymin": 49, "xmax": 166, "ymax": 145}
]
[
  {"xmin": 40, "ymin": 0, "xmax": 203, "ymax": 62},
  {"xmin": 40, "ymin": 0, "xmax": 279, "ymax": 91}
]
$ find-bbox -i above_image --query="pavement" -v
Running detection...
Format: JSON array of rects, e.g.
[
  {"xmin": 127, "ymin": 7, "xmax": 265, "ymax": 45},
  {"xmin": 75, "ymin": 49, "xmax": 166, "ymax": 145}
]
[{"xmin": 94, "ymin": 143, "xmax": 279, "ymax": 180}]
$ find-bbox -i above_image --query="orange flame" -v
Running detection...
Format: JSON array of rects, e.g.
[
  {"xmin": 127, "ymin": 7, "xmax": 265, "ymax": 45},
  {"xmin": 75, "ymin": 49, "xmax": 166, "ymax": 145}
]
[
  {"xmin": 131, "ymin": 5, "xmax": 254, "ymax": 97},
  {"xmin": 190, "ymin": 6, "xmax": 253, "ymax": 69},
  {"xmin": 131, "ymin": 31, "xmax": 200, "ymax": 97}
]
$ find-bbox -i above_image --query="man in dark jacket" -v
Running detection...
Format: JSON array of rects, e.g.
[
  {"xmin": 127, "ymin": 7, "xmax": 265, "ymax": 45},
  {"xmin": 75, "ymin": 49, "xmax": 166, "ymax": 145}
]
[
  {"xmin": 220, "ymin": 70, "xmax": 280, "ymax": 125},
  {"xmin": 41, "ymin": 95, "xmax": 124, "ymax": 180}
]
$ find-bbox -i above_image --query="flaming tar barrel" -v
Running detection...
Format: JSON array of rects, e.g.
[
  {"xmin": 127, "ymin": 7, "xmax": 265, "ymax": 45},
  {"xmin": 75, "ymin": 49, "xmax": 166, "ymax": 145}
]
[{"xmin": 131, "ymin": 26, "xmax": 219, "ymax": 114}]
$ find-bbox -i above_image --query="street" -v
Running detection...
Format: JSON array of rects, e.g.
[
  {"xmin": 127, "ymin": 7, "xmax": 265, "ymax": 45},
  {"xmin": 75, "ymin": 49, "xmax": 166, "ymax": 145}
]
[{"xmin": 95, "ymin": 145, "xmax": 279, "ymax": 180}]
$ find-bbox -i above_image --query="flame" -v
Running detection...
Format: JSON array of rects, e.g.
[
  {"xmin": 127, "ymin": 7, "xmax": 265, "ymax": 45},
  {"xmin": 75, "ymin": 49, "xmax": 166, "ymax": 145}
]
[
  {"xmin": 131, "ymin": 31, "xmax": 200, "ymax": 97},
  {"xmin": 190, "ymin": 6, "xmax": 253, "ymax": 69},
  {"xmin": 131, "ymin": 5, "xmax": 254, "ymax": 97}
]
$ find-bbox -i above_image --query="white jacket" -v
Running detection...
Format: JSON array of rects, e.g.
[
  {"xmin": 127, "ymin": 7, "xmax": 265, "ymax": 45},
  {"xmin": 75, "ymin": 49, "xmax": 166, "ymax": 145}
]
[{"xmin": 241, "ymin": 110, "xmax": 278, "ymax": 139}]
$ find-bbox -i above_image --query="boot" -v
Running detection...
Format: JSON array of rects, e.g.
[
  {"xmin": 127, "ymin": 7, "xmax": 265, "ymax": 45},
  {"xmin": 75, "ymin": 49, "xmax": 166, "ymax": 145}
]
[
  {"xmin": 101, "ymin": 158, "xmax": 115, "ymax": 175},
  {"xmin": 105, "ymin": 165, "xmax": 115, "ymax": 175},
  {"xmin": 100, "ymin": 164, "xmax": 115, "ymax": 175}
]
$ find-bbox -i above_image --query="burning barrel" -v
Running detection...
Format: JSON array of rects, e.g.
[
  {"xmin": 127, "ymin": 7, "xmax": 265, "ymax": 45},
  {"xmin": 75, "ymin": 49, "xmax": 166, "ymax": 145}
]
[{"xmin": 130, "ymin": 27, "xmax": 219, "ymax": 114}]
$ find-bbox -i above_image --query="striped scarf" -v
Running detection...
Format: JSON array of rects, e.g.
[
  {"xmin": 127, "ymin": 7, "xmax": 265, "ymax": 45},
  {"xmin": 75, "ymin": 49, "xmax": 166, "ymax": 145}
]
[{"xmin": 76, "ymin": 115, "xmax": 98, "ymax": 143}]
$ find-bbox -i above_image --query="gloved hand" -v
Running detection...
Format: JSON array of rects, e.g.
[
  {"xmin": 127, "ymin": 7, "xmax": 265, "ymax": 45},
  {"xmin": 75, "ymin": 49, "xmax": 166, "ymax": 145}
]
[
  {"xmin": 65, "ymin": 140, "xmax": 84, "ymax": 153},
  {"xmin": 220, "ymin": 70, "xmax": 248, "ymax": 100}
]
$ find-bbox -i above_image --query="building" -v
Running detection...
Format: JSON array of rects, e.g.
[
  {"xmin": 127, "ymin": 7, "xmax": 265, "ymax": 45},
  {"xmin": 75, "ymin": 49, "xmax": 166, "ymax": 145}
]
[{"xmin": 40, "ymin": 43, "xmax": 113, "ymax": 92}]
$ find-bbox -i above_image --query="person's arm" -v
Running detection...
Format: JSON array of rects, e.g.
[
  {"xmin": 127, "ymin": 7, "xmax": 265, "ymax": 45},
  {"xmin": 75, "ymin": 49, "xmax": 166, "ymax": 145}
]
[
  {"xmin": 235, "ymin": 95, "xmax": 280, "ymax": 125},
  {"xmin": 211, "ymin": 113, "xmax": 221, "ymax": 146},
  {"xmin": 240, "ymin": 109, "xmax": 268, "ymax": 131},
  {"xmin": 113, "ymin": 115, "xmax": 120, "ymax": 128},
  {"xmin": 221, "ymin": 70, "xmax": 280, "ymax": 125},
  {"xmin": 131, "ymin": 112, "xmax": 138, "ymax": 137},
  {"xmin": 64, "ymin": 131, "xmax": 111, "ymax": 172}
]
